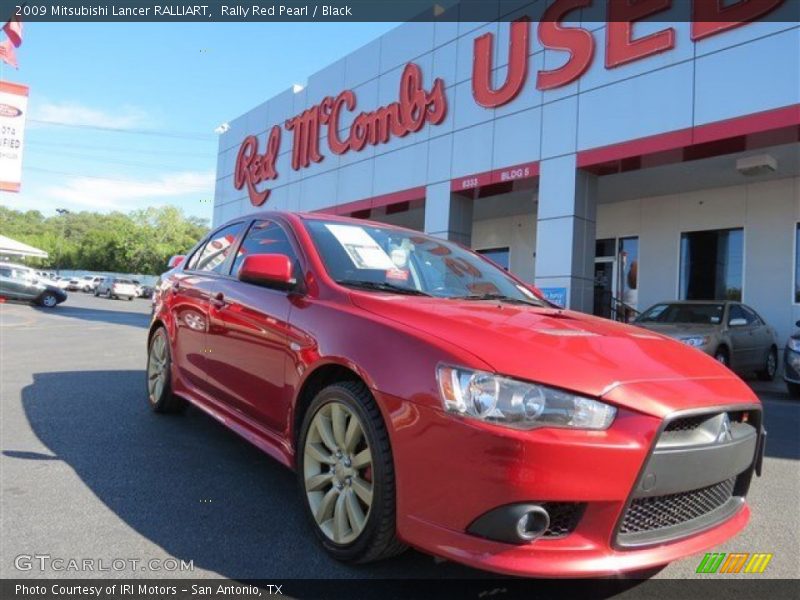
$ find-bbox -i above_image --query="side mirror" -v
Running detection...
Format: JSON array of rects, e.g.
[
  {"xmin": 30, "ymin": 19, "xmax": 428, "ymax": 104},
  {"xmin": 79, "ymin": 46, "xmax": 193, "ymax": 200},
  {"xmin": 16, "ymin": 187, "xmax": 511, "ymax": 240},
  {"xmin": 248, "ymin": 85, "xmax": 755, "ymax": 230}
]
[
  {"xmin": 167, "ymin": 255, "xmax": 185, "ymax": 269},
  {"xmin": 728, "ymin": 318, "xmax": 747, "ymax": 327},
  {"xmin": 239, "ymin": 254, "xmax": 296, "ymax": 289}
]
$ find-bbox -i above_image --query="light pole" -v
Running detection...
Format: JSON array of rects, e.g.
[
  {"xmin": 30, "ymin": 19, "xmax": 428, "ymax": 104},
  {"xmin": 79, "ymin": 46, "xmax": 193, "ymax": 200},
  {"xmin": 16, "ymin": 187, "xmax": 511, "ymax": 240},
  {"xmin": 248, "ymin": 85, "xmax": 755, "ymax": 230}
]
[{"xmin": 55, "ymin": 208, "xmax": 70, "ymax": 275}]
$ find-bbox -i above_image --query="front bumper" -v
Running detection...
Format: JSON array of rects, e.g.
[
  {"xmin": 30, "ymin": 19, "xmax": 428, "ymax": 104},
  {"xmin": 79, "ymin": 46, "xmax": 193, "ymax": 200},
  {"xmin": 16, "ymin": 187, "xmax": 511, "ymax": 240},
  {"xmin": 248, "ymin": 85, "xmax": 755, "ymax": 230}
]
[{"xmin": 381, "ymin": 389, "xmax": 761, "ymax": 577}]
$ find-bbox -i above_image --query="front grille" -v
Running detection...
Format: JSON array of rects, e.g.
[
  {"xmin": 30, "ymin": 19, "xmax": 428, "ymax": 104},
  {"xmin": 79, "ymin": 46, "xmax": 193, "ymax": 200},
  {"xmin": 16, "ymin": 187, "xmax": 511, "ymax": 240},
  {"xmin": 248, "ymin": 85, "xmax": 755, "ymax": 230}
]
[
  {"xmin": 620, "ymin": 478, "xmax": 735, "ymax": 534},
  {"xmin": 664, "ymin": 415, "xmax": 708, "ymax": 432},
  {"xmin": 540, "ymin": 502, "xmax": 585, "ymax": 538}
]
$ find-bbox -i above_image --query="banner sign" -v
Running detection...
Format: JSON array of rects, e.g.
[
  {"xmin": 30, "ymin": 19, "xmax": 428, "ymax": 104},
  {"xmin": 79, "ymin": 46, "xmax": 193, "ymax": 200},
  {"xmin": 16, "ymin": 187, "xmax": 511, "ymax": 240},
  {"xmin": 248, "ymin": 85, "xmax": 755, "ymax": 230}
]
[{"xmin": 0, "ymin": 81, "xmax": 28, "ymax": 193}]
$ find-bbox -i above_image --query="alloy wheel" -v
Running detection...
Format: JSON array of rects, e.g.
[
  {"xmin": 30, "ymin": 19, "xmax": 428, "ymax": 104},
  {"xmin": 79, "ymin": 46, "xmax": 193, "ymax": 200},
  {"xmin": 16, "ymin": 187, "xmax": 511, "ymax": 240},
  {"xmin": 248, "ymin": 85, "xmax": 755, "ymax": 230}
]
[
  {"xmin": 148, "ymin": 333, "xmax": 168, "ymax": 402},
  {"xmin": 41, "ymin": 294, "xmax": 57, "ymax": 307},
  {"xmin": 304, "ymin": 401, "xmax": 373, "ymax": 545},
  {"xmin": 767, "ymin": 351, "xmax": 777, "ymax": 378}
]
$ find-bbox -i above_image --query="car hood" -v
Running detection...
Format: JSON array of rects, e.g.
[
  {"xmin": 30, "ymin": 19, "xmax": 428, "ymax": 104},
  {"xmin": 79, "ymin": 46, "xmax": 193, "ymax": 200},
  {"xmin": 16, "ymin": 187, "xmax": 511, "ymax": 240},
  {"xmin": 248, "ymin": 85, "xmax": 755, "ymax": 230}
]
[{"xmin": 350, "ymin": 294, "xmax": 756, "ymax": 414}]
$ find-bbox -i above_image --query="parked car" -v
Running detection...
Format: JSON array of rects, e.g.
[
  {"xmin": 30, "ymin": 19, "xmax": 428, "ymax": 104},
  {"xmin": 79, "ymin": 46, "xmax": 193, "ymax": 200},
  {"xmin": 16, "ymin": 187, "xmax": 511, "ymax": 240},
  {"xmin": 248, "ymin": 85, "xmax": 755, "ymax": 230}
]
[
  {"xmin": 52, "ymin": 276, "xmax": 71, "ymax": 290},
  {"xmin": 138, "ymin": 285, "xmax": 154, "ymax": 299},
  {"xmin": 65, "ymin": 278, "xmax": 82, "ymax": 291},
  {"xmin": 146, "ymin": 212, "xmax": 765, "ymax": 578},
  {"xmin": 634, "ymin": 301, "xmax": 778, "ymax": 380},
  {"xmin": 95, "ymin": 277, "xmax": 137, "ymax": 300},
  {"xmin": 784, "ymin": 320, "xmax": 800, "ymax": 399},
  {"xmin": 0, "ymin": 262, "xmax": 67, "ymax": 307}
]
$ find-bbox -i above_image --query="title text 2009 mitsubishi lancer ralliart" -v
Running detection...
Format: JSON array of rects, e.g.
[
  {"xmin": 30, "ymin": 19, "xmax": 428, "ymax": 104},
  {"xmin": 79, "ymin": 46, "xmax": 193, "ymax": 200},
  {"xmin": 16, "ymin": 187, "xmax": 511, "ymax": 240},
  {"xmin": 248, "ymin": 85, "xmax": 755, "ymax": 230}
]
[{"xmin": 147, "ymin": 212, "xmax": 765, "ymax": 577}]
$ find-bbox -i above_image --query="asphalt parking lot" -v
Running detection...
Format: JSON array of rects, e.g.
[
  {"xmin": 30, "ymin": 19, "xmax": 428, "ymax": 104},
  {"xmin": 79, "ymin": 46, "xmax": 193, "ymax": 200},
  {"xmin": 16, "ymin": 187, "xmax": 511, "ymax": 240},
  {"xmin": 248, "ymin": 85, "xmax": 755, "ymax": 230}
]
[{"xmin": 1, "ymin": 294, "xmax": 798, "ymax": 591}]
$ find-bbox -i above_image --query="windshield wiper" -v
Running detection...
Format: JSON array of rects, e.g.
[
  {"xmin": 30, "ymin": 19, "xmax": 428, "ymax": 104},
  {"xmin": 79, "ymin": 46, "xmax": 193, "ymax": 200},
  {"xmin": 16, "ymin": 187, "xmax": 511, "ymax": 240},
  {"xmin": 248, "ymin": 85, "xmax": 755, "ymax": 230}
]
[
  {"xmin": 454, "ymin": 293, "xmax": 542, "ymax": 306},
  {"xmin": 335, "ymin": 279, "xmax": 431, "ymax": 296}
]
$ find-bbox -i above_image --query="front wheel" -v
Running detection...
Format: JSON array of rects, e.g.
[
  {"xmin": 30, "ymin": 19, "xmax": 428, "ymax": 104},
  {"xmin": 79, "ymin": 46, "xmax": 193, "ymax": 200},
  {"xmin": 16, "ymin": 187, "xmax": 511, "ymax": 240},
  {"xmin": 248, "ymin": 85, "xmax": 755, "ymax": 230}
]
[
  {"xmin": 38, "ymin": 292, "xmax": 58, "ymax": 308},
  {"xmin": 298, "ymin": 382, "xmax": 405, "ymax": 563},
  {"xmin": 147, "ymin": 328, "xmax": 185, "ymax": 413},
  {"xmin": 757, "ymin": 348, "xmax": 778, "ymax": 381}
]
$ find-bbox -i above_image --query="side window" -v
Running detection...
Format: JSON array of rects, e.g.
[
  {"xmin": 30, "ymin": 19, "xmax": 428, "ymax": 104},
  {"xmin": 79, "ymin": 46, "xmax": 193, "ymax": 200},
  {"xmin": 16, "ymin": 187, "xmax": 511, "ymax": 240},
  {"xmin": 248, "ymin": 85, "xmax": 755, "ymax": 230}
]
[
  {"xmin": 0, "ymin": 267, "xmax": 11, "ymax": 277},
  {"xmin": 741, "ymin": 306, "xmax": 761, "ymax": 326},
  {"xmin": 191, "ymin": 223, "xmax": 245, "ymax": 274},
  {"xmin": 230, "ymin": 220, "xmax": 300, "ymax": 277}
]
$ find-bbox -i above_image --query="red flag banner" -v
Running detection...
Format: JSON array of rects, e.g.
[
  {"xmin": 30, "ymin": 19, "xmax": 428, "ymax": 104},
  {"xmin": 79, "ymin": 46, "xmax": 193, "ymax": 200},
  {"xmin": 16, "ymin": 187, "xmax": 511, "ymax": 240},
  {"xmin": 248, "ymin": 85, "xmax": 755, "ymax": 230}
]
[
  {"xmin": 0, "ymin": 39, "xmax": 17, "ymax": 68},
  {"xmin": 3, "ymin": 14, "xmax": 22, "ymax": 47}
]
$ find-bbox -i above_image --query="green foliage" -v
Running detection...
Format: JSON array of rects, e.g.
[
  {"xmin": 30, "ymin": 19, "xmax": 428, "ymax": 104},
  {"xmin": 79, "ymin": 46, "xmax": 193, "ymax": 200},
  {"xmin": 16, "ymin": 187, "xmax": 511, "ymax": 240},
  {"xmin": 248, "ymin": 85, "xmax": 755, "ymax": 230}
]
[{"xmin": 0, "ymin": 205, "xmax": 209, "ymax": 275}]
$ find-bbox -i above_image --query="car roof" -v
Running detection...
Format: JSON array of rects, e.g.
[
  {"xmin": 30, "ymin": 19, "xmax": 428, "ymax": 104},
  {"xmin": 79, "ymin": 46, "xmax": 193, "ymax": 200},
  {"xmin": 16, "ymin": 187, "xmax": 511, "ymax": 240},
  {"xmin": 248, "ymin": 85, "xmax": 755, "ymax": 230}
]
[{"xmin": 215, "ymin": 209, "xmax": 431, "ymax": 238}]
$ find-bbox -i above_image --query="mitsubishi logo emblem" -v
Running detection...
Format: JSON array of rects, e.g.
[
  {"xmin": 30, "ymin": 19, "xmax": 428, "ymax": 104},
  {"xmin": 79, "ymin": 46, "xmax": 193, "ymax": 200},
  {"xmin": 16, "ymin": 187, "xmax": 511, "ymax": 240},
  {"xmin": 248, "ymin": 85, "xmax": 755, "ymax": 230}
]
[{"xmin": 717, "ymin": 414, "xmax": 733, "ymax": 443}]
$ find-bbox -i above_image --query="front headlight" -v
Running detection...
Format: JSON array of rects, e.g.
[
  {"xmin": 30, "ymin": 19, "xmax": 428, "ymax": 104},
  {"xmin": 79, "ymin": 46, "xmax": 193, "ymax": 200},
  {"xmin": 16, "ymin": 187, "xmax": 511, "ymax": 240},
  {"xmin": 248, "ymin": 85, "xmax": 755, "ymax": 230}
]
[
  {"xmin": 679, "ymin": 335, "xmax": 709, "ymax": 348},
  {"xmin": 436, "ymin": 366, "xmax": 616, "ymax": 430},
  {"xmin": 788, "ymin": 338, "xmax": 800, "ymax": 353}
]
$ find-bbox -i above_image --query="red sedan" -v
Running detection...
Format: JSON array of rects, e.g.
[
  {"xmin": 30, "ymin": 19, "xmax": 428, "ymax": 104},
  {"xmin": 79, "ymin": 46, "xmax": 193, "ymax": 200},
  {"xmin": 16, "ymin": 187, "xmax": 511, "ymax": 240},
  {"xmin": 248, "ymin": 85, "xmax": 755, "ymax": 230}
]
[{"xmin": 147, "ymin": 212, "xmax": 765, "ymax": 577}]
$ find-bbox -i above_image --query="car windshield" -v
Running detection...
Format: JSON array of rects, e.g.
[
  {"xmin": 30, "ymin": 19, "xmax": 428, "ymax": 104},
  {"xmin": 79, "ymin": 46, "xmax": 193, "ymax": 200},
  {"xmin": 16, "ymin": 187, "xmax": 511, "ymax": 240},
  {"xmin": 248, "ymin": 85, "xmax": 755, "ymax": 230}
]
[
  {"xmin": 636, "ymin": 303, "xmax": 724, "ymax": 325},
  {"xmin": 115, "ymin": 279, "xmax": 133, "ymax": 284},
  {"xmin": 303, "ymin": 218, "xmax": 545, "ymax": 304}
]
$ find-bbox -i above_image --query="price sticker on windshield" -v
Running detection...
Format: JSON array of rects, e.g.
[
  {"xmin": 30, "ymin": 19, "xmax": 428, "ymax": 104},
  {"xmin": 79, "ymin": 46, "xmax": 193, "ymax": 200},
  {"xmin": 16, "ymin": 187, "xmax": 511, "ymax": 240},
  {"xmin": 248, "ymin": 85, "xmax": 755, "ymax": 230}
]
[{"xmin": 325, "ymin": 224, "xmax": 395, "ymax": 270}]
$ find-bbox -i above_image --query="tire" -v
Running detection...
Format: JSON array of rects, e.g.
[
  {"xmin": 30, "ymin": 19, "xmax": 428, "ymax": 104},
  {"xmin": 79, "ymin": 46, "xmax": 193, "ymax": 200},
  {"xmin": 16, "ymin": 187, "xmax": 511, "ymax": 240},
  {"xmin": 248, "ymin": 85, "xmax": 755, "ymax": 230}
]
[
  {"xmin": 756, "ymin": 347, "xmax": 778, "ymax": 381},
  {"xmin": 788, "ymin": 382, "xmax": 800, "ymax": 399},
  {"xmin": 147, "ymin": 328, "xmax": 186, "ymax": 413},
  {"xmin": 94, "ymin": 290, "xmax": 99, "ymax": 297},
  {"xmin": 298, "ymin": 381, "xmax": 405, "ymax": 564},
  {"xmin": 128, "ymin": 296, "xmax": 134, "ymax": 301},
  {"xmin": 714, "ymin": 346, "xmax": 730, "ymax": 367},
  {"xmin": 38, "ymin": 292, "xmax": 58, "ymax": 308}
]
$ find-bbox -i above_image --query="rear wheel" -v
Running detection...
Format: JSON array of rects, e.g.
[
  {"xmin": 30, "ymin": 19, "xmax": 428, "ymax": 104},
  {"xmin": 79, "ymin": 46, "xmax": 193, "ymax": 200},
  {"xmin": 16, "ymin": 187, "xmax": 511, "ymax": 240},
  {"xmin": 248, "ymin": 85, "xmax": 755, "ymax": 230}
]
[
  {"xmin": 38, "ymin": 292, "xmax": 58, "ymax": 308},
  {"xmin": 756, "ymin": 347, "xmax": 778, "ymax": 381},
  {"xmin": 788, "ymin": 382, "xmax": 800, "ymax": 399},
  {"xmin": 147, "ymin": 328, "xmax": 185, "ymax": 413},
  {"xmin": 298, "ymin": 381, "xmax": 405, "ymax": 563}
]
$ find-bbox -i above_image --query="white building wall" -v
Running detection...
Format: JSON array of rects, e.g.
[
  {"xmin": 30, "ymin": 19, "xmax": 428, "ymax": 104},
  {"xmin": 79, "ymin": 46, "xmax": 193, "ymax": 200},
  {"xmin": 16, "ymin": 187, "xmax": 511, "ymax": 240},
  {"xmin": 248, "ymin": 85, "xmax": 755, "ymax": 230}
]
[
  {"xmin": 472, "ymin": 212, "xmax": 537, "ymax": 283},
  {"xmin": 596, "ymin": 177, "xmax": 800, "ymax": 345}
]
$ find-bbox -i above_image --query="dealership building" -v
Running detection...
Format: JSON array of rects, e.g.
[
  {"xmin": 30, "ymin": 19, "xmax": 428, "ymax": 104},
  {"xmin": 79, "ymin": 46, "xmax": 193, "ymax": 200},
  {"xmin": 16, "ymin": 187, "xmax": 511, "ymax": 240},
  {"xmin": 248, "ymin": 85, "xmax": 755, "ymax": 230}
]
[{"xmin": 214, "ymin": 7, "xmax": 800, "ymax": 346}]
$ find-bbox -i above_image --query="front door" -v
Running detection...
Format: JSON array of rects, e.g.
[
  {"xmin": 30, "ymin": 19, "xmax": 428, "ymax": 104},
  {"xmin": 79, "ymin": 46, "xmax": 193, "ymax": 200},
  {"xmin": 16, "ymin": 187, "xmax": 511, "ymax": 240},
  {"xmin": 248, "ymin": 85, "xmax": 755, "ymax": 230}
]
[
  {"xmin": 593, "ymin": 258, "xmax": 615, "ymax": 318},
  {"xmin": 205, "ymin": 219, "xmax": 302, "ymax": 434},
  {"xmin": 171, "ymin": 221, "xmax": 246, "ymax": 397},
  {"xmin": 726, "ymin": 304, "xmax": 756, "ymax": 370}
]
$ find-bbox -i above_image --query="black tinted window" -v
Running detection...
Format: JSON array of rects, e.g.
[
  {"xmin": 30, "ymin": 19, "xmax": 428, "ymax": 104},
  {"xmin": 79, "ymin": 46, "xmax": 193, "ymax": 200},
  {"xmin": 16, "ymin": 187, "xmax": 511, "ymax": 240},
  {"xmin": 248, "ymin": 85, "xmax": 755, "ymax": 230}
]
[
  {"xmin": 728, "ymin": 304, "xmax": 747, "ymax": 324},
  {"xmin": 230, "ymin": 220, "xmax": 299, "ymax": 277},
  {"xmin": 191, "ymin": 223, "xmax": 245, "ymax": 274}
]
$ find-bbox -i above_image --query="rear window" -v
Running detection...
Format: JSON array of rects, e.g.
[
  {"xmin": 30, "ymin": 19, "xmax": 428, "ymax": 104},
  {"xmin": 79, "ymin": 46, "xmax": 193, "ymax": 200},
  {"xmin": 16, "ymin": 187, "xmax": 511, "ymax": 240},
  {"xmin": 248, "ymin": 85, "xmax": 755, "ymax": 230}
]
[{"xmin": 114, "ymin": 279, "xmax": 133, "ymax": 284}]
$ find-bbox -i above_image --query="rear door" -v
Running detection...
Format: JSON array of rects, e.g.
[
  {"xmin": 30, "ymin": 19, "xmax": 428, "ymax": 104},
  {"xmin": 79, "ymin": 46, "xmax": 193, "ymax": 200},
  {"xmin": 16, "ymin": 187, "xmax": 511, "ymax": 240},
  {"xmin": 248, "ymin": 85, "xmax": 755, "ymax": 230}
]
[
  {"xmin": 169, "ymin": 222, "xmax": 246, "ymax": 398},
  {"xmin": 205, "ymin": 219, "xmax": 303, "ymax": 433}
]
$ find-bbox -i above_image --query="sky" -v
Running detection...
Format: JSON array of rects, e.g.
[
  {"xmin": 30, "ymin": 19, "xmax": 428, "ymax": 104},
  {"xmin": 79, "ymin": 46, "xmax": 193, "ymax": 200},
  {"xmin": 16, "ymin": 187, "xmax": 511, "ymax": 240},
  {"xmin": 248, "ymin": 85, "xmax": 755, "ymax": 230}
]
[{"xmin": 0, "ymin": 21, "xmax": 397, "ymax": 222}]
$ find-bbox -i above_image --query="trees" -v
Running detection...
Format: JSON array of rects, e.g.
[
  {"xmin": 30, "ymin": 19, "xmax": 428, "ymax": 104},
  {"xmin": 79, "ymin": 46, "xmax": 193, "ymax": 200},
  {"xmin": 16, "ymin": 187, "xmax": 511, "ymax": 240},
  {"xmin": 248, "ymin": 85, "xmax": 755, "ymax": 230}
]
[{"xmin": 0, "ymin": 205, "xmax": 208, "ymax": 275}]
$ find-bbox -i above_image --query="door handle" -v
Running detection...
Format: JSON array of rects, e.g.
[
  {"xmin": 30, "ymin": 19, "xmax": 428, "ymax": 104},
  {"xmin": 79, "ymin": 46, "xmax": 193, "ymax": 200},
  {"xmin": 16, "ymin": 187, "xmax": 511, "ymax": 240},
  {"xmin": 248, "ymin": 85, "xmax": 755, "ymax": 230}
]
[{"xmin": 211, "ymin": 292, "xmax": 226, "ymax": 308}]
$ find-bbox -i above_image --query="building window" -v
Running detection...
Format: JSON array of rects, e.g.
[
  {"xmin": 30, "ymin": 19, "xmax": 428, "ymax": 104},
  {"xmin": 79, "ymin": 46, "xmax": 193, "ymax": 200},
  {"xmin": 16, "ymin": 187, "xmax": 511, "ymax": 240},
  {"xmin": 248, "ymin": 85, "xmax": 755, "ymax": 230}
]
[
  {"xmin": 795, "ymin": 224, "xmax": 800, "ymax": 303},
  {"xmin": 679, "ymin": 228, "xmax": 743, "ymax": 301},
  {"xmin": 477, "ymin": 247, "xmax": 510, "ymax": 270}
]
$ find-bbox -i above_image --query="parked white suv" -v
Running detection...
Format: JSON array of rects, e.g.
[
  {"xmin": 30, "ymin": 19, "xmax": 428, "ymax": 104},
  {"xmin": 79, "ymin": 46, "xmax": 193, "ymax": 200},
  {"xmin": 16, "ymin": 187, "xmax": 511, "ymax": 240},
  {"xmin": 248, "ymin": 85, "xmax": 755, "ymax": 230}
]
[{"xmin": 94, "ymin": 277, "xmax": 137, "ymax": 300}]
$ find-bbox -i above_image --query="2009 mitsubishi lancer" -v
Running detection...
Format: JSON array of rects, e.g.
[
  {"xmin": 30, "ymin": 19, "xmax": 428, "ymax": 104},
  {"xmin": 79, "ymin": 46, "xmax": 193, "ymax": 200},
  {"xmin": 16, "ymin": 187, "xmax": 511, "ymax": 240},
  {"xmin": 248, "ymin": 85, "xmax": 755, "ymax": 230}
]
[{"xmin": 147, "ymin": 212, "xmax": 765, "ymax": 577}]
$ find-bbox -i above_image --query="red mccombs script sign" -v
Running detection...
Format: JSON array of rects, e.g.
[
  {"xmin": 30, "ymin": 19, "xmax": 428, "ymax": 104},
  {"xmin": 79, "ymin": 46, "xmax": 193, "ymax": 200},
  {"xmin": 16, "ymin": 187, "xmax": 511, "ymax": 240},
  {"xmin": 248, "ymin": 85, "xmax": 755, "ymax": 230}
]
[
  {"xmin": 235, "ymin": 63, "xmax": 446, "ymax": 206},
  {"xmin": 235, "ymin": 0, "xmax": 784, "ymax": 206}
]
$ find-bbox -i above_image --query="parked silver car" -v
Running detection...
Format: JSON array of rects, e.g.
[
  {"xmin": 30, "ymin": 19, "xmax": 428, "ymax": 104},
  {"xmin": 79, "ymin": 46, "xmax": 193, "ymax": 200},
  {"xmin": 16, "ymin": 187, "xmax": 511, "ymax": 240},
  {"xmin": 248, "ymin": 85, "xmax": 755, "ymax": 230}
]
[
  {"xmin": 94, "ymin": 277, "xmax": 137, "ymax": 300},
  {"xmin": 634, "ymin": 300, "xmax": 778, "ymax": 380}
]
